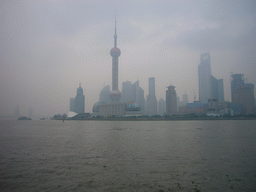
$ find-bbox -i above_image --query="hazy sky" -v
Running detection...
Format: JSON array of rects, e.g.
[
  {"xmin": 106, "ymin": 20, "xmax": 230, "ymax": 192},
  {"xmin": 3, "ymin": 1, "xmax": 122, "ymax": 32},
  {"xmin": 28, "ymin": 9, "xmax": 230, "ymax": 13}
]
[{"xmin": 1, "ymin": 0, "xmax": 255, "ymax": 118}]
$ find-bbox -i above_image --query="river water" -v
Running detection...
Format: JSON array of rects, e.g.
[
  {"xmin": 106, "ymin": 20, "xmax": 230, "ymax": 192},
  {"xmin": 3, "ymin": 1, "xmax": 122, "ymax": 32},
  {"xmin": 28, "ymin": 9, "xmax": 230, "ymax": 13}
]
[{"xmin": 0, "ymin": 120, "xmax": 255, "ymax": 191}]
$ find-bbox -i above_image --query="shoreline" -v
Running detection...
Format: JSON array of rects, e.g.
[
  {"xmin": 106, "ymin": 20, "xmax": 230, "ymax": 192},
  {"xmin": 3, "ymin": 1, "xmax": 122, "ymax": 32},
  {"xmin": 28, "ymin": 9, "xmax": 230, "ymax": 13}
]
[{"xmin": 64, "ymin": 116, "xmax": 256, "ymax": 121}]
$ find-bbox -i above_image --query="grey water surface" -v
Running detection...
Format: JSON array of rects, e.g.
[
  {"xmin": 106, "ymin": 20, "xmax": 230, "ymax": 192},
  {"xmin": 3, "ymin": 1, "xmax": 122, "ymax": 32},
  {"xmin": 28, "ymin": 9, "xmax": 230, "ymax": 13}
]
[{"xmin": 0, "ymin": 120, "xmax": 255, "ymax": 191}]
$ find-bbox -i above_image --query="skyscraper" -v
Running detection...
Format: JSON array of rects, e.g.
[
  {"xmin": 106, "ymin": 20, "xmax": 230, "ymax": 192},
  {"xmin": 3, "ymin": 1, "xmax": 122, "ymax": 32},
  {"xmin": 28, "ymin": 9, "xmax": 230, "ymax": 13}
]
[
  {"xmin": 198, "ymin": 52, "xmax": 211, "ymax": 103},
  {"xmin": 182, "ymin": 92, "xmax": 189, "ymax": 104},
  {"xmin": 146, "ymin": 77, "xmax": 157, "ymax": 115},
  {"xmin": 109, "ymin": 19, "xmax": 121, "ymax": 103},
  {"xmin": 121, "ymin": 81, "xmax": 134, "ymax": 103},
  {"xmin": 210, "ymin": 76, "xmax": 224, "ymax": 102},
  {"xmin": 217, "ymin": 79, "xmax": 224, "ymax": 102},
  {"xmin": 158, "ymin": 98, "xmax": 166, "ymax": 116},
  {"xmin": 231, "ymin": 74, "xmax": 255, "ymax": 115},
  {"xmin": 231, "ymin": 74, "xmax": 245, "ymax": 102},
  {"xmin": 166, "ymin": 85, "xmax": 177, "ymax": 115},
  {"xmin": 99, "ymin": 85, "xmax": 111, "ymax": 103},
  {"xmin": 75, "ymin": 83, "xmax": 85, "ymax": 114},
  {"xmin": 136, "ymin": 85, "xmax": 146, "ymax": 115},
  {"xmin": 121, "ymin": 80, "xmax": 146, "ymax": 114},
  {"xmin": 198, "ymin": 52, "xmax": 224, "ymax": 103},
  {"xmin": 70, "ymin": 98, "xmax": 75, "ymax": 112}
]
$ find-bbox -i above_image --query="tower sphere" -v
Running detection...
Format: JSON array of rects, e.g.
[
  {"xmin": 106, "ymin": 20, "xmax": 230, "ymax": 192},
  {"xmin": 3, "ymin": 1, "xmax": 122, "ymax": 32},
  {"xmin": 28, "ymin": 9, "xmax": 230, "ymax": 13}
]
[{"xmin": 110, "ymin": 47, "xmax": 121, "ymax": 57}]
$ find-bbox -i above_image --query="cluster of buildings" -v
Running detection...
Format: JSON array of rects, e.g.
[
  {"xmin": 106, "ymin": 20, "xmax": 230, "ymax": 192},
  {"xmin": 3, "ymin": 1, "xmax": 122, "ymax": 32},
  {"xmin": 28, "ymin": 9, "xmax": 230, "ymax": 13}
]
[{"xmin": 68, "ymin": 21, "xmax": 255, "ymax": 118}]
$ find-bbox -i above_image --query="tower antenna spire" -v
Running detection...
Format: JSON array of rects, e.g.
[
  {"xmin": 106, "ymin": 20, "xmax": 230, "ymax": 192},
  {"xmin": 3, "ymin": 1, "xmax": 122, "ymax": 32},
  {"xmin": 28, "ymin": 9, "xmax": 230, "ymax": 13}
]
[
  {"xmin": 110, "ymin": 13, "xmax": 121, "ymax": 103},
  {"xmin": 114, "ymin": 12, "xmax": 117, "ymax": 47}
]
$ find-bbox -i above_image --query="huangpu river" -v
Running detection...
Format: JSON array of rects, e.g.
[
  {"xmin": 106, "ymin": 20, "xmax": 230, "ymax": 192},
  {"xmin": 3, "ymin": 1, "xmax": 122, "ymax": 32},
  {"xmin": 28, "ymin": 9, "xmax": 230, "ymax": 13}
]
[{"xmin": 0, "ymin": 120, "xmax": 255, "ymax": 191}]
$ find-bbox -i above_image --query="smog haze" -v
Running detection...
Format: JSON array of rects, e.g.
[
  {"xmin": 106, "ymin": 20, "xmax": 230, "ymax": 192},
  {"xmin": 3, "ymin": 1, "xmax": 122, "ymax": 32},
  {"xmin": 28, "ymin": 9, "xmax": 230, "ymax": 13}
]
[{"xmin": 1, "ymin": 0, "xmax": 255, "ymax": 118}]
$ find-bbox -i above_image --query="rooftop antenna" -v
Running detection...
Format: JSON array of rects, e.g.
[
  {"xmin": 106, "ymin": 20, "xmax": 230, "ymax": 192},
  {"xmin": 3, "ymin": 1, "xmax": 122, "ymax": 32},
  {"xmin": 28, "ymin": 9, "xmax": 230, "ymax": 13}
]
[{"xmin": 114, "ymin": 11, "xmax": 117, "ymax": 47}]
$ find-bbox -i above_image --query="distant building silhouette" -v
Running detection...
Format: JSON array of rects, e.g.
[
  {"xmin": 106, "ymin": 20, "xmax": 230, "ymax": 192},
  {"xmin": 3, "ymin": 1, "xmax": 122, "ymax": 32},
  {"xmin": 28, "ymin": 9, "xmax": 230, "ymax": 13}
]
[
  {"xmin": 198, "ymin": 53, "xmax": 211, "ymax": 103},
  {"xmin": 198, "ymin": 53, "xmax": 224, "ymax": 103},
  {"xmin": 177, "ymin": 96, "xmax": 182, "ymax": 111},
  {"xmin": 75, "ymin": 83, "xmax": 85, "ymax": 114},
  {"xmin": 146, "ymin": 77, "xmax": 157, "ymax": 115},
  {"xmin": 210, "ymin": 76, "xmax": 224, "ymax": 102},
  {"xmin": 99, "ymin": 85, "xmax": 111, "ymax": 103},
  {"xmin": 231, "ymin": 74, "xmax": 255, "ymax": 115},
  {"xmin": 217, "ymin": 79, "xmax": 224, "ymax": 101},
  {"xmin": 70, "ymin": 98, "xmax": 75, "ymax": 112},
  {"xmin": 158, "ymin": 98, "xmax": 166, "ymax": 116},
  {"xmin": 121, "ymin": 80, "xmax": 145, "ymax": 114},
  {"xmin": 166, "ymin": 85, "xmax": 177, "ymax": 115},
  {"xmin": 136, "ymin": 85, "xmax": 146, "ymax": 115},
  {"xmin": 121, "ymin": 81, "xmax": 135, "ymax": 103},
  {"xmin": 177, "ymin": 93, "xmax": 188, "ymax": 111},
  {"xmin": 231, "ymin": 74, "xmax": 245, "ymax": 102},
  {"xmin": 182, "ymin": 92, "xmax": 189, "ymax": 104},
  {"xmin": 179, "ymin": 101, "xmax": 207, "ymax": 114}
]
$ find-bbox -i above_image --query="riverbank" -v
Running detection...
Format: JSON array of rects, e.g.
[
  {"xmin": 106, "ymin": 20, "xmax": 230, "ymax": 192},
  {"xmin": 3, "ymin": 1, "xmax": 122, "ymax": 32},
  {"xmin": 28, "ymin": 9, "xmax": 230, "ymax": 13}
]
[{"xmin": 64, "ymin": 116, "xmax": 256, "ymax": 121}]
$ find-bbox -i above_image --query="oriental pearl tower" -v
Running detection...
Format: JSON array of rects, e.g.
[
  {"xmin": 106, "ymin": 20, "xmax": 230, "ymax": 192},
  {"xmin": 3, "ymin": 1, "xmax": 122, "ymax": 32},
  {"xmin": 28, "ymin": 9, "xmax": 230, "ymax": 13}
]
[{"xmin": 109, "ymin": 19, "xmax": 121, "ymax": 103}]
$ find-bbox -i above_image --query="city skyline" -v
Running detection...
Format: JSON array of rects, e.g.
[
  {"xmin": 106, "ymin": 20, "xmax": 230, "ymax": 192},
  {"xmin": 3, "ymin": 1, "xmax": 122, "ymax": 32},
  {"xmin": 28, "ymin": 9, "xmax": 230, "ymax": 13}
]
[{"xmin": 1, "ymin": 1, "xmax": 255, "ymax": 118}]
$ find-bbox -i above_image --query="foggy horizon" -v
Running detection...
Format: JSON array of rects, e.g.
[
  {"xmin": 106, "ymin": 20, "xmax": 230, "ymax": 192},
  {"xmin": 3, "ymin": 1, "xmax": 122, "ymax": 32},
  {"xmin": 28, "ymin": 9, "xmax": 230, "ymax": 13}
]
[{"xmin": 1, "ymin": 1, "xmax": 255, "ymax": 118}]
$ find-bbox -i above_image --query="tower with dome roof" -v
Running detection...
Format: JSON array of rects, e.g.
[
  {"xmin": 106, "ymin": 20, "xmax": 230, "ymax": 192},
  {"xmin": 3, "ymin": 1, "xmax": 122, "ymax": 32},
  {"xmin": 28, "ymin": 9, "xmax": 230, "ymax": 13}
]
[{"xmin": 109, "ymin": 18, "xmax": 121, "ymax": 103}]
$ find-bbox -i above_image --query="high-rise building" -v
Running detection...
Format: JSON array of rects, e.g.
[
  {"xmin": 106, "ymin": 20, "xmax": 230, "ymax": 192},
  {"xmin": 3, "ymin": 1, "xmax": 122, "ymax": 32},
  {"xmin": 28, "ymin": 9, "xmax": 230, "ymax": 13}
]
[
  {"xmin": 99, "ymin": 85, "xmax": 111, "ymax": 103},
  {"xmin": 233, "ymin": 84, "xmax": 255, "ymax": 115},
  {"xmin": 177, "ymin": 92, "xmax": 189, "ymax": 110},
  {"xmin": 198, "ymin": 52, "xmax": 211, "ymax": 103},
  {"xmin": 121, "ymin": 81, "xmax": 135, "ymax": 103},
  {"xmin": 109, "ymin": 19, "xmax": 121, "ymax": 103},
  {"xmin": 70, "ymin": 98, "xmax": 75, "ymax": 112},
  {"xmin": 137, "ymin": 86, "xmax": 146, "ymax": 114},
  {"xmin": 210, "ymin": 76, "xmax": 218, "ymax": 100},
  {"xmin": 158, "ymin": 98, "xmax": 166, "ymax": 116},
  {"xmin": 217, "ymin": 79, "xmax": 224, "ymax": 102},
  {"xmin": 75, "ymin": 83, "xmax": 85, "ymax": 114},
  {"xmin": 177, "ymin": 96, "xmax": 182, "ymax": 110},
  {"xmin": 198, "ymin": 53, "xmax": 224, "ymax": 103},
  {"xmin": 182, "ymin": 92, "xmax": 189, "ymax": 104},
  {"xmin": 121, "ymin": 80, "xmax": 145, "ymax": 114},
  {"xmin": 146, "ymin": 77, "xmax": 157, "ymax": 115},
  {"xmin": 231, "ymin": 74, "xmax": 245, "ymax": 102},
  {"xmin": 166, "ymin": 85, "xmax": 177, "ymax": 115},
  {"xmin": 210, "ymin": 76, "xmax": 224, "ymax": 101},
  {"xmin": 231, "ymin": 74, "xmax": 255, "ymax": 115}
]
